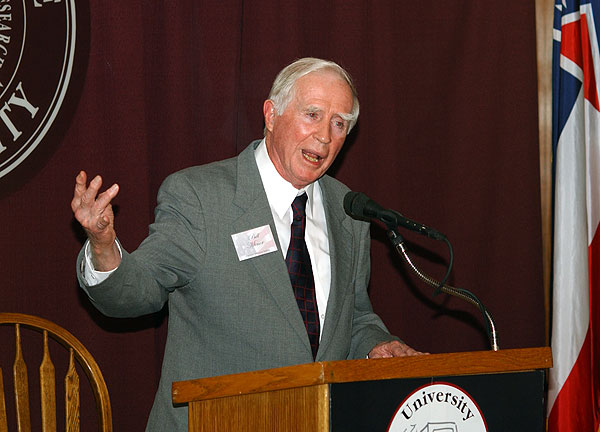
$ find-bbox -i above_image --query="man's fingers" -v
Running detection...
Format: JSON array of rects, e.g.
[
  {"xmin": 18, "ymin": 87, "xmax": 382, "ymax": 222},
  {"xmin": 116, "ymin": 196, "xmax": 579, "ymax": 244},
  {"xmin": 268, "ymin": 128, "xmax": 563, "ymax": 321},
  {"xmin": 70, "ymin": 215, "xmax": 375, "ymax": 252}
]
[
  {"xmin": 94, "ymin": 183, "xmax": 119, "ymax": 210},
  {"xmin": 78, "ymin": 175, "xmax": 119, "ymax": 214},
  {"xmin": 71, "ymin": 171, "xmax": 120, "ymax": 235},
  {"xmin": 74, "ymin": 171, "xmax": 87, "ymax": 193},
  {"xmin": 368, "ymin": 341, "xmax": 427, "ymax": 359},
  {"xmin": 71, "ymin": 171, "xmax": 88, "ymax": 211},
  {"xmin": 392, "ymin": 343, "xmax": 413, "ymax": 356},
  {"xmin": 390, "ymin": 343, "xmax": 426, "ymax": 357},
  {"xmin": 87, "ymin": 175, "xmax": 103, "ymax": 199},
  {"xmin": 78, "ymin": 175, "xmax": 102, "ymax": 209}
]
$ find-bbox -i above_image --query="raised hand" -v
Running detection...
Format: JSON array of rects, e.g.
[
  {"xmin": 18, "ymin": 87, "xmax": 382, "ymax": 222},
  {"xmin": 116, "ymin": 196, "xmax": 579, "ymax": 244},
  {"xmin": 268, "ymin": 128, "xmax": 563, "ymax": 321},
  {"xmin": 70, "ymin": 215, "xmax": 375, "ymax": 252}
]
[{"xmin": 71, "ymin": 171, "xmax": 121, "ymax": 271}]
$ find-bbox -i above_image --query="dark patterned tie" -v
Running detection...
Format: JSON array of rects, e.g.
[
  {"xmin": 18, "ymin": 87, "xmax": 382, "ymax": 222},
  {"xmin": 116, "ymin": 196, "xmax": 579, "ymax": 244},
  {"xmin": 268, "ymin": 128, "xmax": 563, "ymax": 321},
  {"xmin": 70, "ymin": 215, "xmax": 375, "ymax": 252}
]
[{"xmin": 285, "ymin": 193, "xmax": 320, "ymax": 359}]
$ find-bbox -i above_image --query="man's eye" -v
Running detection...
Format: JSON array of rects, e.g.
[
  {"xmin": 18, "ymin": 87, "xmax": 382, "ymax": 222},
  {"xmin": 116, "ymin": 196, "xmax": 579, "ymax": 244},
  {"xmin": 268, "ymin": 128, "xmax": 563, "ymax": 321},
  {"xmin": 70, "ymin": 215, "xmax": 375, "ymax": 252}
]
[
  {"xmin": 307, "ymin": 112, "xmax": 318, "ymax": 119},
  {"xmin": 333, "ymin": 120, "xmax": 346, "ymax": 130}
]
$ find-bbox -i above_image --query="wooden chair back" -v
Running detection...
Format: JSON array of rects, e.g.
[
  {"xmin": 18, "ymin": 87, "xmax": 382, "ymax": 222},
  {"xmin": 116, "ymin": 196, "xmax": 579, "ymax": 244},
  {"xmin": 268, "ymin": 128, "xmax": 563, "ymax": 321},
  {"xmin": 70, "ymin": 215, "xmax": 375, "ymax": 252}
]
[{"xmin": 0, "ymin": 313, "xmax": 112, "ymax": 431}]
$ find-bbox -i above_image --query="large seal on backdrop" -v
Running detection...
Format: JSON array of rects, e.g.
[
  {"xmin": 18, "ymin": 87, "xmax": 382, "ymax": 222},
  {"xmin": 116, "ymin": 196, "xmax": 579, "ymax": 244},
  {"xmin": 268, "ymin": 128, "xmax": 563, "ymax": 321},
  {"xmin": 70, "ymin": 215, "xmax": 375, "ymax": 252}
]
[{"xmin": 0, "ymin": 0, "xmax": 77, "ymax": 180}]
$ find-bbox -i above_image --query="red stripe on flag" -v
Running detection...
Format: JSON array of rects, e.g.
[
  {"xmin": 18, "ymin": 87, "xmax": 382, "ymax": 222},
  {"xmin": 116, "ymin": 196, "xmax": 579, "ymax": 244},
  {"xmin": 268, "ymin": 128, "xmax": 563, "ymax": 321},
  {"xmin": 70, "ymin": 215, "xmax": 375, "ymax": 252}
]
[
  {"xmin": 589, "ymin": 226, "xmax": 600, "ymax": 430},
  {"xmin": 562, "ymin": 19, "xmax": 583, "ymax": 67},
  {"xmin": 581, "ymin": 15, "xmax": 600, "ymax": 111},
  {"xmin": 548, "ymin": 329, "xmax": 594, "ymax": 432},
  {"xmin": 561, "ymin": 16, "xmax": 600, "ymax": 110}
]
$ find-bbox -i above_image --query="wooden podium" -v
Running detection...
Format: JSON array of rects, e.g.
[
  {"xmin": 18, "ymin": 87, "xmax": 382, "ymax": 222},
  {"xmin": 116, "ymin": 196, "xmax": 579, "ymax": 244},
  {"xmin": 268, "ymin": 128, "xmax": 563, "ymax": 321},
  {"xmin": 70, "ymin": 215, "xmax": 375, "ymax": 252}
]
[{"xmin": 172, "ymin": 347, "xmax": 552, "ymax": 431}]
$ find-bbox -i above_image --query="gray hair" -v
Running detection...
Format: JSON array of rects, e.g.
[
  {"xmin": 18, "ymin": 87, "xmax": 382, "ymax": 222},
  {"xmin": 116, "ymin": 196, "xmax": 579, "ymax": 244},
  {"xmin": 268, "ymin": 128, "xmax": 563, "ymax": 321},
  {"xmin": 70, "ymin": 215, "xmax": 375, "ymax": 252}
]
[{"xmin": 267, "ymin": 57, "xmax": 360, "ymax": 134}]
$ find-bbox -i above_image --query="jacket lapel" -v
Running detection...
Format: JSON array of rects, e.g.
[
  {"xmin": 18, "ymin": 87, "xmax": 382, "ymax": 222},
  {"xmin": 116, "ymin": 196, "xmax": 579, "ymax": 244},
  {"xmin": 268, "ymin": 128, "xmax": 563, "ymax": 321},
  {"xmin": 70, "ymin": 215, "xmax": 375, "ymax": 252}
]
[
  {"xmin": 231, "ymin": 142, "xmax": 311, "ymax": 354},
  {"xmin": 316, "ymin": 177, "xmax": 354, "ymax": 359}
]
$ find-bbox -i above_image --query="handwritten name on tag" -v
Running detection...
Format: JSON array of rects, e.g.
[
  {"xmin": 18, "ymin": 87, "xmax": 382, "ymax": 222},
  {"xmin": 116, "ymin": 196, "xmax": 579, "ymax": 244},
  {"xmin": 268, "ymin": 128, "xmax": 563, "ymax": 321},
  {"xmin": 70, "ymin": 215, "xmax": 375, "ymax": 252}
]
[{"xmin": 231, "ymin": 225, "xmax": 278, "ymax": 261}]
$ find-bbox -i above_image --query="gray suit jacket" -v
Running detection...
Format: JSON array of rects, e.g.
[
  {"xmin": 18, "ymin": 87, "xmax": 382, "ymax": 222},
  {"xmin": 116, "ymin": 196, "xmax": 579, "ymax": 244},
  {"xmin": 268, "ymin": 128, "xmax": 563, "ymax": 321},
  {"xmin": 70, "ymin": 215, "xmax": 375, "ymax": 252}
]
[{"xmin": 77, "ymin": 141, "xmax": 397, "ymax": 431}]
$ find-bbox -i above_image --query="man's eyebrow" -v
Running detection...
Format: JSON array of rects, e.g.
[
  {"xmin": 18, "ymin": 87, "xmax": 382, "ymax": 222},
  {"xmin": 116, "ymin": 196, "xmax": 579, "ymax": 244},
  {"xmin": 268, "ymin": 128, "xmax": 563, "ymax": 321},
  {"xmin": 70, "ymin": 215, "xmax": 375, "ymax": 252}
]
[
  {"xmin": 302, "ymin": 105, "xmax": 352, "ymax": 123},
  {"xmin": 338, "ymin": 112, "xmax": 353, "ymax": 122},
  {"xmin": 304, "ymin": 105, "xmax": 322, "ymax": 112}
]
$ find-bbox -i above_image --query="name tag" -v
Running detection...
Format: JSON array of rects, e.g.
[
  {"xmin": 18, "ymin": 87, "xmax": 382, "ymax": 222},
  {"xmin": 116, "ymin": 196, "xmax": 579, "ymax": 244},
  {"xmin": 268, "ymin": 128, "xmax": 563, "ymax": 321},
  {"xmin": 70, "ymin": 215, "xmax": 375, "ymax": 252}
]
[{"xmin": 231, "ymin": 225, "xmax": 278, "ymax": 261}]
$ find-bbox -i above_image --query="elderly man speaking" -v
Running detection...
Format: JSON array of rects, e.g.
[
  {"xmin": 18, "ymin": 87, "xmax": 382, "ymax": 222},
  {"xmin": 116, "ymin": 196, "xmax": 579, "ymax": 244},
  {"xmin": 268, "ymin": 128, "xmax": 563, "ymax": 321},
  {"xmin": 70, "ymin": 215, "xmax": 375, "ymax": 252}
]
[{"xmin": 72, "ymin": 57, "xmax": 423, "ymax": 431}]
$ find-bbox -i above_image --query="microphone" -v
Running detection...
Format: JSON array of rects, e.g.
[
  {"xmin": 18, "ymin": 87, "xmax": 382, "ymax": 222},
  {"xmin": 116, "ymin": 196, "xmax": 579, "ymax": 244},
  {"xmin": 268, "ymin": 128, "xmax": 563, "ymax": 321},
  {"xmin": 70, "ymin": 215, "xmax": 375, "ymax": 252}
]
[
  {"xmin": 344, "ymin": 191, "xmax": 497, "ymax": 349},
  {"xmin": 343, "ymin": 191, "xmax": 445, "ymax": 240}
]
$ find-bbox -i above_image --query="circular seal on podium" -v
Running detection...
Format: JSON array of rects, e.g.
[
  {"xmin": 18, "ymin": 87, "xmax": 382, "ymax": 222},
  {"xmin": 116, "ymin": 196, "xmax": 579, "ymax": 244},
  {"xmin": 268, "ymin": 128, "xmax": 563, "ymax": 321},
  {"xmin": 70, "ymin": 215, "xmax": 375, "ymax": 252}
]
[{"xmin": 388, "ymin": 382, "xmax": 488, "ymax": 432}]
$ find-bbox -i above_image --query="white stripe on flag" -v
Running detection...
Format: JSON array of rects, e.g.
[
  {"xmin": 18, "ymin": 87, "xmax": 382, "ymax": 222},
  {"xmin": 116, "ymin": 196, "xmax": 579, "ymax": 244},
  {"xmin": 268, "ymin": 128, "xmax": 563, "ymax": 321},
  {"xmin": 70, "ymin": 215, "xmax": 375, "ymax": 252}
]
[{"xmin": 548, "ymin": 87, "xmax": 591, "ymax": 412}]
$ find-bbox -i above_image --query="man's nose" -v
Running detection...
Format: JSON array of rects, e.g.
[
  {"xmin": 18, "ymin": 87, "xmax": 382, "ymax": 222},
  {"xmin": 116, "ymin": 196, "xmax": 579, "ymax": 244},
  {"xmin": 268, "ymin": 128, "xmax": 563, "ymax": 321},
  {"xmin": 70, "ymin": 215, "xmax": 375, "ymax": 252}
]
[{"xmin": 314, "ymin": 122, "xmax": 331, "ymax": 144}]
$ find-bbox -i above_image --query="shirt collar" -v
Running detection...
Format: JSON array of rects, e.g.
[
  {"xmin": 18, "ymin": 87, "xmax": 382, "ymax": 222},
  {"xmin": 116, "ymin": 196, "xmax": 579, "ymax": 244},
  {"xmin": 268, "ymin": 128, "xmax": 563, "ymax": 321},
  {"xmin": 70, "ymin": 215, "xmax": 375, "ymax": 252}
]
[{"xmin": 255, "ymin": 139, "xmax": 316, "ymax": 219}]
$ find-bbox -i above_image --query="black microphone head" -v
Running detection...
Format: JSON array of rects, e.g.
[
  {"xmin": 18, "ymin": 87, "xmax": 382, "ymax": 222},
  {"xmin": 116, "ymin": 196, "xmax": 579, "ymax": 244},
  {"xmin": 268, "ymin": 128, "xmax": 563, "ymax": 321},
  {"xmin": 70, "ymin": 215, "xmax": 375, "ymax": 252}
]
[
  {"xmin": 343, "ymin": 191, "xmax": 379, "ymax": 221},
  {"xmin": 343, "ymin": 191, "xmax": 357, "ymax": 213},
  {"xmin": 345, "ymin": 191, "xmax": 446, "ymax": 239},
  {"xmin": 344, "ymin": 191, "xmax": 399, "ymax": 228}
]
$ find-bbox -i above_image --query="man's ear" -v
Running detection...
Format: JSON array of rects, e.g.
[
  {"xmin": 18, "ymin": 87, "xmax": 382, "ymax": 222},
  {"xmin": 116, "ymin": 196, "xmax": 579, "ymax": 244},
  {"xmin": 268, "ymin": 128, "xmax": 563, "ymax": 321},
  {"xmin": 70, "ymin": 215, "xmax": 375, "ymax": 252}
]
[{"xmin": 263, "ymin": 100, "xmax": 276, "ymax": 132}]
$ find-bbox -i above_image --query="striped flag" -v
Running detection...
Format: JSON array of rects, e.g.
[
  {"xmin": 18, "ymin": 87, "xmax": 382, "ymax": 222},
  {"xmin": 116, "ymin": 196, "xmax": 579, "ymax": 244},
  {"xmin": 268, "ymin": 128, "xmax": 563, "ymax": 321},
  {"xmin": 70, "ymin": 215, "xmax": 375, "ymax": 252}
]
[{"xmin": 549, "ymin": 1, "xmax": 600, "ymax": 431}]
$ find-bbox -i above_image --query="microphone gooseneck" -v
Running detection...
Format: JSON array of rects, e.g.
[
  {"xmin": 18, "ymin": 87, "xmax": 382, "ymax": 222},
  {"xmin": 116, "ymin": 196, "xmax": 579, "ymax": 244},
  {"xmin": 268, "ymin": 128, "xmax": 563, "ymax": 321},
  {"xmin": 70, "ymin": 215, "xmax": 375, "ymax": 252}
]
[
  {"xmin": 344, "ymin": 190, "xmax": 499, "ymax": 351},
  {"xmin": 344, "ymin": 190, "xmax": 453, "ymax": 288},
  {"xmin": 387, "ymin": 230, "xmax": 499, "ymax": 351}
]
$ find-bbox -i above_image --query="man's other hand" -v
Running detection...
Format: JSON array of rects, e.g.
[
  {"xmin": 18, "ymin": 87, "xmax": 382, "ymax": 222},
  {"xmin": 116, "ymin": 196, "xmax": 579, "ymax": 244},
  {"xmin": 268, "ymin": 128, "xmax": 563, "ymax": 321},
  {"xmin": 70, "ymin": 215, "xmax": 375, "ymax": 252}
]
[{"xmin": 368, "ymin": 341, "xmax": 428, "ymax": 359}]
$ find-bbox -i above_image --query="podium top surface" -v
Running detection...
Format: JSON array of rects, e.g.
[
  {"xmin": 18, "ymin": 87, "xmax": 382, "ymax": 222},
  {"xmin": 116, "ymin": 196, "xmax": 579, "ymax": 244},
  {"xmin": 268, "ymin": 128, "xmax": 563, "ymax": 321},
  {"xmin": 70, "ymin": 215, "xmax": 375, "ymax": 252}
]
[{"xmin": 172, "ymin": 346, "xmax": 552, "ymax": 405}]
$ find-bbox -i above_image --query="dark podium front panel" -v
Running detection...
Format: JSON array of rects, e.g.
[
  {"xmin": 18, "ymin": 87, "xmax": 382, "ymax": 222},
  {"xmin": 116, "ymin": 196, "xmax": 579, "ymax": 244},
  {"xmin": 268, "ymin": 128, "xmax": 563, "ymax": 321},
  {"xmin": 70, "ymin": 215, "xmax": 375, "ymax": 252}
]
[{"xmin": 330, "ymin": 371, "xmax": 545, "ymax": 431}]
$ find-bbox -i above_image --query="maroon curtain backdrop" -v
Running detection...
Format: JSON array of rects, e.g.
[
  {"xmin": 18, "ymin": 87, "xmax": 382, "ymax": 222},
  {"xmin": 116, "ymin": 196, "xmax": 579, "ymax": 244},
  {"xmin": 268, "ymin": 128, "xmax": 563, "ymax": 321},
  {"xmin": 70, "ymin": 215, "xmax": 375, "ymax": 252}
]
[{"xmin": 0, "ymin": 1, "xmax": 543, "ymax": 430}]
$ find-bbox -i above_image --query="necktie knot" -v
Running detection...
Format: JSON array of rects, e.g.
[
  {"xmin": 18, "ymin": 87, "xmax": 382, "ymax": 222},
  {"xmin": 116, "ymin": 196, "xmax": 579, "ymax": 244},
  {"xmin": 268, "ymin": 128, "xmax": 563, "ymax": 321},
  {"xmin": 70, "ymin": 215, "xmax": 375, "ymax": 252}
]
[{"xmin": 291, "ymin": 193, "xmax": 308, "ymax": 222}]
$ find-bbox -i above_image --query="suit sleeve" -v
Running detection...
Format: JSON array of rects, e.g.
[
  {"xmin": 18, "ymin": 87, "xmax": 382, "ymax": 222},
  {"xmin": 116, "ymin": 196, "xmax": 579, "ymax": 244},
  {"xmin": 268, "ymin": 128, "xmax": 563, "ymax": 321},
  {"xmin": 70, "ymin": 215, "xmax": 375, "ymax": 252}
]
[
  {"xmin": 347, "ymin": 220, "xmax": 402, "ymax": 359},
  {"xmin": 76, "ymin": 172, "xmax": 207, "ymax": 318}
]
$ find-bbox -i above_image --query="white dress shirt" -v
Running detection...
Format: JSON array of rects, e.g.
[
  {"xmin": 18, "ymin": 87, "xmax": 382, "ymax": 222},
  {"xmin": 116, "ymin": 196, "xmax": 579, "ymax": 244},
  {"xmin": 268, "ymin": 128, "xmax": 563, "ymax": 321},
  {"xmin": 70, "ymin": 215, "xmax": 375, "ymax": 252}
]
[
  {"xmin": 254, "ymin": 140, "xmax": 331, "ymax": 330},
  {"xmin": 83, "ymin": 139, "xmax": 332, "ymax": 330}
]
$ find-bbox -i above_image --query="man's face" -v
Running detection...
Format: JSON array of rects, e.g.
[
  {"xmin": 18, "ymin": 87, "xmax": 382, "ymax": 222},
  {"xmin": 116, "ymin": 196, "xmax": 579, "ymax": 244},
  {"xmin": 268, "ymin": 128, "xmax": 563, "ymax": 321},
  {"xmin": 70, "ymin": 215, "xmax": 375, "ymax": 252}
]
[{"xmin": 264, "ymin": 71, "xmax": 354, "ymax": 189}]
